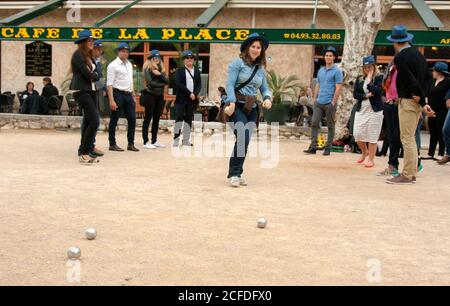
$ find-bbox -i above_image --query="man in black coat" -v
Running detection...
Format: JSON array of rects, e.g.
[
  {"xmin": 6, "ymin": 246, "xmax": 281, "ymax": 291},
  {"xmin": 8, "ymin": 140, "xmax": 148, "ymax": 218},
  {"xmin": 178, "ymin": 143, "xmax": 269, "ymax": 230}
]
[
  {"xmin": 385, "ymin": 25, "xmax": 434, "ymax": 185},
  {"xmin": 173, "ymin": 50, "xmax": 202, "ymax": 147},
  {"xmin": 41, "ymin": 78, "xmax": 59, "ymax": 101}
]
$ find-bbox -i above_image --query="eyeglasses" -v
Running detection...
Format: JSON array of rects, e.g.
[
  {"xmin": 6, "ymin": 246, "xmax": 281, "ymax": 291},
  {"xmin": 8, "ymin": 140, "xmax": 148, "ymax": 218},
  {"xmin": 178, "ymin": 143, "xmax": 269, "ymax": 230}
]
[{"xmin": 185, "ymin": 56, "xmax": 195, "ymax": 60}]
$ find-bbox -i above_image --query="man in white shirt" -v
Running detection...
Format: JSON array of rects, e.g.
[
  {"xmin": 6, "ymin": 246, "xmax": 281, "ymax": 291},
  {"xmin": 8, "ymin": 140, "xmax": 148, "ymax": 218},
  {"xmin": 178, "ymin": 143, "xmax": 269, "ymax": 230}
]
[{"xmin": 107, "ymin": 42, "xmax": 139, "ymax": 152}]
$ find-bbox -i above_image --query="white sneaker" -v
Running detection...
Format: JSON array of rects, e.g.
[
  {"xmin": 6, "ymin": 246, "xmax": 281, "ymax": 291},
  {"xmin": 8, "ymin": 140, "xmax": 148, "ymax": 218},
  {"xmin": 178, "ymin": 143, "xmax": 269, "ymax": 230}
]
[
  {"xmin": 230, "ymin": 177, "xmax": 240, "ymax": 188},
  {"xmin": 239, "ymin": 177, "xmax": 248, "ymax": 186},
  {"xmin": 143, "ymin": 143, "xmax": 157, "ymax": 149},
  {"xmin": 152, "ymin": 141, "xmax": 166, "ymax": 148}
]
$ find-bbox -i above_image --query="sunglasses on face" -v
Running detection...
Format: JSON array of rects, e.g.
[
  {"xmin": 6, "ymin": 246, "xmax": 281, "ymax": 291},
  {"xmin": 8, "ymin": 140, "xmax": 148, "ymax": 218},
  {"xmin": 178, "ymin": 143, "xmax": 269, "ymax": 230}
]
[{"xmin": 185, "ymin": 56, "xmax": 195, "ymax": 60}]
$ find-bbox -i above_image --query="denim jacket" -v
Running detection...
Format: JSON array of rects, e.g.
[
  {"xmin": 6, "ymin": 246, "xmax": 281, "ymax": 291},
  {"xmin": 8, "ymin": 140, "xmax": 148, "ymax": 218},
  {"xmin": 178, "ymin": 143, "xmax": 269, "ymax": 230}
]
[{"xmin": 225, "ymin": 58, "xmax": 272, "ymax": 107}]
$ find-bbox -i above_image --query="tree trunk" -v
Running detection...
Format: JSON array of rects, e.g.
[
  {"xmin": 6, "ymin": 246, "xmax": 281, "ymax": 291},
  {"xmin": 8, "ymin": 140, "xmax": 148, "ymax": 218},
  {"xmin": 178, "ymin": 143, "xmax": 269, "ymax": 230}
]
[{"xmin": 320, "ymin": 0, "xmax": 396, "ymax": 139}]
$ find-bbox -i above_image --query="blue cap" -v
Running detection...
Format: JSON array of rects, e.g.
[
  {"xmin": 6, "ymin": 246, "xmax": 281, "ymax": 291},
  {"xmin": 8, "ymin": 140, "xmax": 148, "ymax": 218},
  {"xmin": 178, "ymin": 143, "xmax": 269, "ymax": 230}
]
[
  {"xmin": 240, "ymin": 33, "xmax": 269, "ymax": 52},
  {"xmin": 362, "ymin": 55, "xmax": 376, "ymax": 66},
  {"xmin": 323, "ymin": 46, "xmax": 338, "ymax": 57},
  {"xmin": 116, "ymin": 42, "xmax": 130, "ymax": 52},
  {"xmin": 75, "ymin": 30, "xmax": 93, "ymax": 44},
  {"xmin": 148, "ymin": 49, "xmax": 161, "ymax": 59},
  {"xmin": 386, "ymin": 25, "xmax": 414, "ymax": 43},
  {"xmin": 94, "ymin": 39, "xmax": 103, "ymax": 48},
  {"xmin": 182, "ymin": 50, "xmax": 195, "ymax": 58},
  {"xmin": 431, "ymin": 62, "xmax": 449, "ymax": 76}
]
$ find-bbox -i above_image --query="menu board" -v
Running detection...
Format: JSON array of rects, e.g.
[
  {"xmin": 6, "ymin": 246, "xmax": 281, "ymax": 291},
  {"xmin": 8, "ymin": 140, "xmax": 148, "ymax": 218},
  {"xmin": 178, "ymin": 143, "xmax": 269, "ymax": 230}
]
[{"xmin": 25, "ymin": 41, "xmax": 52, "ymax": 76}]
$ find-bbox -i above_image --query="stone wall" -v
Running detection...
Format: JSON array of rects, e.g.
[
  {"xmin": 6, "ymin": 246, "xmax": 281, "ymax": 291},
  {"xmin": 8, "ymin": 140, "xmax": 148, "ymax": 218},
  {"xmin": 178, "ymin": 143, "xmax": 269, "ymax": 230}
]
[{"xmin": 0, "ymin": 113, "xmax": 323, "ymax": 141}]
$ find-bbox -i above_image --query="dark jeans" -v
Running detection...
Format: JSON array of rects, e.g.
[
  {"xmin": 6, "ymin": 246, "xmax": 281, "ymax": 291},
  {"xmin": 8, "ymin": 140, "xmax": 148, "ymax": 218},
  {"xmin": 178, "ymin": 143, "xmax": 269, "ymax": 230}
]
[
  {"xmin": 173, "ymin": 102, "xmax": 195, "ymax": 144},
  {"xmin": 428, "ymin": 111, "xmax": 446, "ymax": 157},
  {"xmin": 311, "ymin": 102, "xmax": 335, "ymax": 149},
  {"xmin": 383, "ymin": 103, "xmax": 402, "ymax": 169},
  {"xmin": 142, "ymin": 94, "xmax": 165, "ymax": 145},
  {"xmin": 443, "ymin": 108, "xmax": 450, "ymax": 156},
  {"xmin": 228, "ymin": 105, "xmax": 258, "ymax": 178},
  {"xmin": 108, "ymin": 90, "xmax": 136, "ymax": 146},
  {"xmin": 75, "ymin": 91, "xmax": 99, "ymax": 156}
]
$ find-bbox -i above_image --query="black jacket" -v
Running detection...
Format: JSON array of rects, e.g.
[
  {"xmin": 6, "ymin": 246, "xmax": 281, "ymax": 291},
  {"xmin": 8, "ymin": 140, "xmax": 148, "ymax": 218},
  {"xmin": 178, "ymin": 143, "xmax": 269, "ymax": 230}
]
[
  {"xmin": 174, "ymin": 66, "xmax": 201, "ymax": 105},
  {"xmin": 353, "ymin": 74, "xmax": 384, "ymax": 113},
  {"xmin": 144, "ymin": 67, "xmax": 169, "ymax": 96},
  {"xmin": 41, "ymin": 83, "xmax": 59, "ymax": 101},
  {"xmin": 394, "ymin": 46, "xmax": 432, "ymax": 106},
  {"xmin": 70, "ymin": 50, "xmax": 99, "ymax": 92}
]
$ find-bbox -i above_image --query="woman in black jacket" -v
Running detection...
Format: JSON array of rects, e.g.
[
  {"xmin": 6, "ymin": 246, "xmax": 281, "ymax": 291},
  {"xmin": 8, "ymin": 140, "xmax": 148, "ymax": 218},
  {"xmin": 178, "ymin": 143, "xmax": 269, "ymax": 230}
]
[
  {"xmin": 142, "ymin": 50, "xmax": 169, "ymax": 149},
  {"xmin": 424, "ymin": 62, "xmax": 450, "ymax": 160},
  {"xmin": 70, "ymin": 30, "xmax": 100, "ymax": 164},
  {"xmin": 353, "ymin": 55, "xmax": 384, "ymax": 168},
  {"xmin": 173, "ymin": 50, "xmax": 201, "ymax": 147}
]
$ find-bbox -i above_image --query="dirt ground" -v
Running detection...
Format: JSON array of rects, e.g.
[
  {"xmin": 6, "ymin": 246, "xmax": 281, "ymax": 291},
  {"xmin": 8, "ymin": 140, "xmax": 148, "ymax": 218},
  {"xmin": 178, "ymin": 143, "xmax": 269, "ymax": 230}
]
[{"xmin": 0, "ymin": 129, "xmax": 449, "ymax": 286}]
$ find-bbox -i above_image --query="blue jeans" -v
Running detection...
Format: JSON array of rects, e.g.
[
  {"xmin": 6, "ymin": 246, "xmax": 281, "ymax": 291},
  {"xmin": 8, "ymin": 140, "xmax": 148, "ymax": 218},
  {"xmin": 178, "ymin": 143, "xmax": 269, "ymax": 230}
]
[
  {"xmin": 228, "ymin": 105, "xmax": 257, "ymax": 178},
  {"xmin": 443, "ymin": 108, "xmax": 450, "ymax": 156},
  {"xmin": 108, "ymin": 90, "xmax": 136, "ymax": 146},
  {"xmin": 415, "ymin": 112, "xmax": 425, "ymax": 167}
]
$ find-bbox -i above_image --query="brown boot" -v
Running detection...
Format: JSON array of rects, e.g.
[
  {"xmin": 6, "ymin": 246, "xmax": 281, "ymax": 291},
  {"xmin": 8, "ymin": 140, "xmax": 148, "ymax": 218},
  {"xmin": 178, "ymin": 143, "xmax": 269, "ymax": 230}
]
[{"xmin": 437, "ymin": 155, "xmax": 450, "ymax": 165}]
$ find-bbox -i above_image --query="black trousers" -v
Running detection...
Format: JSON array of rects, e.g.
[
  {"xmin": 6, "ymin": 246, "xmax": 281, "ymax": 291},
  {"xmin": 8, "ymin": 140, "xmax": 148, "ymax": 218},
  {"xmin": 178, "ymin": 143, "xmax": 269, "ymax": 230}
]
[
  {"xmin": 428, "ymin": 111, "xmax": 446, "ymax": 157},
  {"xmin": 173, "ymin": 102, "xmax": 194, "ymax": 143},
  {"xmin": 142, "ymin": 94, "xmax": 165, "ymax": 145},
  {"xmin": 76, "ymin": 91, "xmax": 99, "ymax": 156},
  {"xmin": 383, "ymin": 103, "xmax": 402, "ymax": 169},
  {"xmin": 78, "ymin": 94, "xmax": 100, "ymax": 156}
]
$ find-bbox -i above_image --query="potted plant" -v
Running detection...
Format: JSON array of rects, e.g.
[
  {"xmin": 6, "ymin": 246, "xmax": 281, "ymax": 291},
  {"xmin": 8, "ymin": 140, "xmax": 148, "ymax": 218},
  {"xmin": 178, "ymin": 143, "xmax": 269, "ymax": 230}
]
[{"xmin": 264, "ymin": 69, "xmax": 303, "ymax": 125}]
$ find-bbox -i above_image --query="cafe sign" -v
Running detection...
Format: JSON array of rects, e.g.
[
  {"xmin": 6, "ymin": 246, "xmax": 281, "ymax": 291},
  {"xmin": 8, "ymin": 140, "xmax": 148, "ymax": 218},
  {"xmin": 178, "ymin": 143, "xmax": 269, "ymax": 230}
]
[{"xmin": 0, "ymin": 27, "xmax": 449, "ymax": 46}]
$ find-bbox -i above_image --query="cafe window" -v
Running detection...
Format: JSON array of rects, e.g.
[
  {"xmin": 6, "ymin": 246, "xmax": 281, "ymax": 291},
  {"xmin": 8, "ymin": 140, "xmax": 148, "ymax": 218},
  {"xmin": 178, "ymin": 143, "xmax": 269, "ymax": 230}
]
[
  {"xmin": 424, "ymin": 46, "xmax": 450, "ymax": 62},
  {"xmin": 149, "ymin": 42, "xmax": 179, "ymax": 52}
]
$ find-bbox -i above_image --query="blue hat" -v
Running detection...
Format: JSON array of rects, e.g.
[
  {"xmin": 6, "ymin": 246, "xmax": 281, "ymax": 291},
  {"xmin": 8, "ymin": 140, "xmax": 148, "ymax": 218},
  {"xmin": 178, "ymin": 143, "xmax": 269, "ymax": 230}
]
[
  {"xmin": 323, "ymin": 46, "xmax": 338, "ymax": 57},
  {"xmin": 362, "ymin": 55, "xmax": 376, "ymax": 66},
  {"xmin": 386, "ymin": 25, "xmax": 414, "ymax": 43},
  {"xmin": 116, "ymin": 42, "xmax": 130, "ymax": 52},
  {"xmin": 240, "ymin": 33, "xmax": 269, "ymax": 53},
  {"xmin": 431, "ymin": 62, "xmax": 449, "ymax": 76},
  {"xmin": 148, "ymin": 49, "xmax": 161, "ymax": 59},
  {"xmin": 93, "ymin": 39, "xmax": 103, "ymax": 48},
  {"xmin": 75, "ymin": 30, "xmax": 93, "ymax": 44},
  {"xmin": 182, "ymin": 50, "xmax": 195, "ymax": 59}
]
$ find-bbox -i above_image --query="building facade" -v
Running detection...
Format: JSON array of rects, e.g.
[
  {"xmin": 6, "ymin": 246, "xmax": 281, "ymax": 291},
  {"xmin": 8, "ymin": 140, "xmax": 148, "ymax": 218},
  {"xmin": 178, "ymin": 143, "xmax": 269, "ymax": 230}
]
[{"xmin": 0, "ymin": 0, "xmax": 449, "ymax": 112}]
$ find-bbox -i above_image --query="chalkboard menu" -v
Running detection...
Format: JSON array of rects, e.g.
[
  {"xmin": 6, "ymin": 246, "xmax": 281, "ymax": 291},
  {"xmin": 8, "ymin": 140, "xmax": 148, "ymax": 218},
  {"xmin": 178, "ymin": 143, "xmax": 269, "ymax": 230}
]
[{"xmin": 25, "ymin": 41, "xmax": 52, "ymax": 77}]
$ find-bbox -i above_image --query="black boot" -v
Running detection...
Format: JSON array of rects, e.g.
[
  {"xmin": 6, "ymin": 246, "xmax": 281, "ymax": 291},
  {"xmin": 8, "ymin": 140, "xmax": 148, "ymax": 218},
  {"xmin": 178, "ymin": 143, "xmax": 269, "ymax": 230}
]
[{"xmin": 304, "ymin": 147, "xmax": 317, "ymax": 154}]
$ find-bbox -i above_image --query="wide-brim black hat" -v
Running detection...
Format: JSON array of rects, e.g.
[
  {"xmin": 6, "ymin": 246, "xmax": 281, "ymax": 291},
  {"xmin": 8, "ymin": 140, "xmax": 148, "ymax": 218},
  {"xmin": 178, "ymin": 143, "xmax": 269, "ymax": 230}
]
[{"xmin": 240, "ymin": 33, "xmax": 269, "ymax": 53}]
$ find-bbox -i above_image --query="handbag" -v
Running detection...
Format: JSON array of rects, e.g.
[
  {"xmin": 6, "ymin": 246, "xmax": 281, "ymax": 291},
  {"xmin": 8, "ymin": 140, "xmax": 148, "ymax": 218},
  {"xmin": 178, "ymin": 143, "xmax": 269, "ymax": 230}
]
[
  {"xmin": 139, "ymin": 89, "xmax": 149, "ymax": 107},
  {"xmin": 217, "ymin": 65, "xmax": 260, "ymax": 123}
]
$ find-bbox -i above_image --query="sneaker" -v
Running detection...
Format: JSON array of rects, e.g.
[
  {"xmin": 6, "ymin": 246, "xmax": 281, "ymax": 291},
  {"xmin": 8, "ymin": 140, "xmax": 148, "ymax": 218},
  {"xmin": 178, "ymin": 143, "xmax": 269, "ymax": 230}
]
[
  {"xmin": 418, "ymin": 164, "xmax": 424, "ymax": 173},
  {"xmin": 386, "ymin": 175, "xmax": 414, "ymax": 185},
  {"xmin": 376, "ymin": 166, "xmax": 399, "ymax": 177},
  {"xmin": 152, "ymin": 141, "xmax": 166, "ymax": 148},
  {"xmin": 437, "ymin": 155, "xmax": 450, "ymax": 165},
  {"xmin": 143, "ymin": 143, "xmax": 157, "ymax": 149},
  {"xmin": 323, "ymin": 148, "xmax": 331, "ymax": 156},
  {"xmin": 230, "ymin": 177, "xmax": 240, "ymax": 188},
  {"xmin": 239, "ymin": 177, "xmax": 248, "ymax": 186}
]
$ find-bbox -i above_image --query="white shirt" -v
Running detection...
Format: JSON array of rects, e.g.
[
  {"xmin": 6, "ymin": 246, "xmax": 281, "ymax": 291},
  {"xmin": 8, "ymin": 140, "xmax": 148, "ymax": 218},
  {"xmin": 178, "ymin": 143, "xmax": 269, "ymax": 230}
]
[
  {"xmin": 91, "ymin": 62, "xmax": 96, "ymax": 91},
  {"xmin": 185, "ymin": 66, "xmax": 195, "ymax": 93},
  {"xmin": 107, "ymin": 57, "xmax": 134, "ymax": 93}
]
